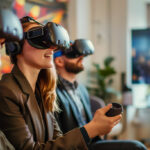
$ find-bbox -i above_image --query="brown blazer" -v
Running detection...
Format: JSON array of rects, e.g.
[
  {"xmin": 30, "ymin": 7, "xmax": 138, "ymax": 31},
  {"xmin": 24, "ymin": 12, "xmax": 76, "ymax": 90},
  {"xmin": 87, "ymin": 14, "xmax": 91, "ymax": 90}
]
[{"xmin": 0, "ymin": 65, "xmax": 88, "ymax": 150}]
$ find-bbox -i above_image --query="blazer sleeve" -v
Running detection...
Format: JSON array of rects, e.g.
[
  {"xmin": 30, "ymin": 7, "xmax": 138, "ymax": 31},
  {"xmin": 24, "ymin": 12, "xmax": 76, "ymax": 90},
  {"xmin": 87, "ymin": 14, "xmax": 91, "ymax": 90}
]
[
  {"xmin": 0, "ymin": 131, "xmax": 15, "ymax": 150},
  {"xmin": 0, "ymin": 85, "xmax": 88, "ymax": 150}
]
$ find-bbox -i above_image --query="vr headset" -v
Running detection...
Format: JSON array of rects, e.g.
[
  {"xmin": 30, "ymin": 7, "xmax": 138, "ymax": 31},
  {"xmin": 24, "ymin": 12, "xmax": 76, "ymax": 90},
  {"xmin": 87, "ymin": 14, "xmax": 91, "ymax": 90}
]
[
  {"xmin": 24, "ymin": 22, "xmax": 70, "ymax": 49},
  {"xmin": 54, "ymin": 39, "xmax": 94, "ymax": 59},
  {"xmin": 0, "ymin": 0, "xmax": 23, "ymax": 41},
  {"xmin": 6, "ymin": 16, "xmax": 70, "ymax": 55}
]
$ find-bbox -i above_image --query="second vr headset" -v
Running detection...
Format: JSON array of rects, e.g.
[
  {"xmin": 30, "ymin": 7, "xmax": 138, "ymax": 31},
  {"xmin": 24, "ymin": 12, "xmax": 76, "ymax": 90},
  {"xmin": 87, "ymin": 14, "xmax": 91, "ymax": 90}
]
[
  {"xmin": 6, "ymin": 16, "xmax": 70, "ymax": 55},
  {"xmin": 54, "ymin": 39, "xmax": 94, "ymax": 59},
  {"xmin": 0, "ymin": 1, "xmax": 23, "ymax": 41}
]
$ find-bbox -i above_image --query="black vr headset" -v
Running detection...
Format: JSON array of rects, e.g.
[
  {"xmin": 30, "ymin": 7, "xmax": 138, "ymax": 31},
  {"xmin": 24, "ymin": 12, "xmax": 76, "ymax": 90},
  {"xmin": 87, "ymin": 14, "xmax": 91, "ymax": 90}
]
[
  {"xmin": 0, "ymin": 0, "xmax": 23, "ymax": 41},
  {"xmin": 24, "ymin": 21, "xmax": 70, "ymax": 50},
  {"xmin": 64, "ymin": 39, "xmax": 94, "ymax": 58},
  {"xmin": 6, "ymin": 16, "xmax": 70, "ymax": 56}
]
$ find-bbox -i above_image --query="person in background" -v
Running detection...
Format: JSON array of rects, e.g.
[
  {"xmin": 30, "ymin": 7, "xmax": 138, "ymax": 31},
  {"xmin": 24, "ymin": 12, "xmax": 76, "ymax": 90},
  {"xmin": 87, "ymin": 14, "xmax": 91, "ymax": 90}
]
[
  {"xmin": 54, "ymin": 39, "xmax": 147, "ymax": 150},
  {"xmin": 0, "ymin": 16, "xmax": 122, "ymax": 150},
  {"xmin": 0, "ymin": 0, "xmax": 23, "ymax": 149}
]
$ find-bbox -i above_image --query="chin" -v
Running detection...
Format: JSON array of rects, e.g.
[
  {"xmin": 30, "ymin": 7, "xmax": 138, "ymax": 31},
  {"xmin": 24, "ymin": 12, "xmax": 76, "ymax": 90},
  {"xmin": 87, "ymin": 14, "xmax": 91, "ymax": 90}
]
[{"xmin": 45, "ymin": 63, "xmax": 54, "ymax": 68}]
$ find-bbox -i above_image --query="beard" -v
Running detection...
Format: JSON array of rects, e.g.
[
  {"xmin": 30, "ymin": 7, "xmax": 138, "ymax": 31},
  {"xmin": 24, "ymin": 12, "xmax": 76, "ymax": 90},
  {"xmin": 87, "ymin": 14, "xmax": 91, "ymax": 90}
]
[{"xmin": 64, "ymin": 59, "xmax": 84, "ymax": 74}]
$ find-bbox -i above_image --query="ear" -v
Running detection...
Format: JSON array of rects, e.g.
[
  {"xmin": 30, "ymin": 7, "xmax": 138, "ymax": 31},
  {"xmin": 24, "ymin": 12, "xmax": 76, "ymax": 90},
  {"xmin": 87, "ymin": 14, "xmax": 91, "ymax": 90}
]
[{"xmin": 54, "ymin": 57, "xmax": 64, "ymax": 68}]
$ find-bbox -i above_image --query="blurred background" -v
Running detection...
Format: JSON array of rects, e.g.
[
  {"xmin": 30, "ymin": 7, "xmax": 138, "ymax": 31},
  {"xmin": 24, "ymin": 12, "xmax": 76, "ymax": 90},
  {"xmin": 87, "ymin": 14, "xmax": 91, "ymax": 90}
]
[{"xmin": 1, "ymin": 0, "xmax": 150, "ymax": 148}]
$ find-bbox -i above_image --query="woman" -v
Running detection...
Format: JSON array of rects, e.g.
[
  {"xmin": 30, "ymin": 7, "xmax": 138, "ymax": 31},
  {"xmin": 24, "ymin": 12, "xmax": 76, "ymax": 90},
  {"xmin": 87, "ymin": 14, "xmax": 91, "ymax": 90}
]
[{"xmin": 0, "ymin": 17, "xmax": 121, "ymax": 150}]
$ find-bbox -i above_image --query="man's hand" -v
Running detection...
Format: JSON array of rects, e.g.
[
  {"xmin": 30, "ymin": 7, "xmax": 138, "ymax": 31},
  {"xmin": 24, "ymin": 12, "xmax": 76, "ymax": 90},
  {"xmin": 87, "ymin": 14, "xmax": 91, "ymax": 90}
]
[{"xmin": 84, "ymin": 104, "xmax": 122, "ymax": 138}]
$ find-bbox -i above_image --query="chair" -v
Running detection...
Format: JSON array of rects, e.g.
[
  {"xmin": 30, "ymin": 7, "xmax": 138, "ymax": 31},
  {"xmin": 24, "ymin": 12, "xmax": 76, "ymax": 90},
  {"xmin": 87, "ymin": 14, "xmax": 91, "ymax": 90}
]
[{"xmin": 90, "ymin": 95, "xmax": 105, "ymax": 116}]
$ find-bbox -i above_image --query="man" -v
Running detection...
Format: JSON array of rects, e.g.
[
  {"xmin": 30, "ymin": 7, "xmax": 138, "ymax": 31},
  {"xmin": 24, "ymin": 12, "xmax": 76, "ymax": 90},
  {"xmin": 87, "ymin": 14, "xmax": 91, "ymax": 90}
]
[
  {"xmin": 0, "ymin": 0, "xmax": 23, "ymax": 149},
  {"xmin": 54, "ymin": 39, "xmax": 147, "ymax": 150}
]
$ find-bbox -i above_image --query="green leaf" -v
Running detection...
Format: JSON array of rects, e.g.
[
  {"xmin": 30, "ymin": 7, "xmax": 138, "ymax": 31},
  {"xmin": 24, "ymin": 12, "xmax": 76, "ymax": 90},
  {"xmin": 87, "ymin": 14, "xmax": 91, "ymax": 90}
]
[
  {"xmin": 104, "ymin": 56, "xmax": 114, "ymax": 67},
  {"xmin": 93, "ymin": 63, "xmax": 100, "ymax": 70}
]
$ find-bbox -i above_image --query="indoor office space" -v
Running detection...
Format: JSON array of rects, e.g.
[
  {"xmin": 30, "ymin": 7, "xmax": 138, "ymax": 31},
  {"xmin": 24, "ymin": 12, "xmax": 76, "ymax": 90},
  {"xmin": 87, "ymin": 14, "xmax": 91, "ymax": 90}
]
[{"xmin": 0, "ymin": 0, "xmax": 150, "ymax": 150}]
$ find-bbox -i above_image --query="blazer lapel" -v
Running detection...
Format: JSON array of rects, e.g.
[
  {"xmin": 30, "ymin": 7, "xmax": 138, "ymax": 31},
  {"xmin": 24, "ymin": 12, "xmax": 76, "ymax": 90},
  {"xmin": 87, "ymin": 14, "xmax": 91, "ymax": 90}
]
[
  {"xmin": 26, "ymin": 93, "xmax": 45, "ymax": 141},
  {"xmin": 41, "ymin": 96, "xmax": 53, "ymax": 140},
  {"xmin": 12, "ymin": 65, "xmax": 45, "ymax": 141},
  {"xmin": 61, "ymin": 90, "xmax": 84, "ymax": 126}
]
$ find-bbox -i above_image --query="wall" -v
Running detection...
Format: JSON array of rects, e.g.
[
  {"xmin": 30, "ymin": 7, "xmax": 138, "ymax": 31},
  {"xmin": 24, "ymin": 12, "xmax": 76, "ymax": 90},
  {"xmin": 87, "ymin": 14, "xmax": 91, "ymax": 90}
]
[
  {"xmin": 109, "ymin": 0, "xmax": 127, "ymax": 90},
  {"xmin": 67, "ymin": 0, "xmax": 91, "ymax": 40},
  {"xmin": 90, "ymin": 0, "xmax": 127, "ymax": 91},
  {"xmin": 67, "ymin": 0, "xmax": 92, "ymax": 84}
]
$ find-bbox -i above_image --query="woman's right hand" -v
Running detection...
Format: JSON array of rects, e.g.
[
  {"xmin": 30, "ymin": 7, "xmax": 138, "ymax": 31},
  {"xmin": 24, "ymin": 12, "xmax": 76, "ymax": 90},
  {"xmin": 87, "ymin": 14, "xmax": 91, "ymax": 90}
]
[{"xmin": 84, "ymin": 104, "xmax": 122, "ymax": 138}]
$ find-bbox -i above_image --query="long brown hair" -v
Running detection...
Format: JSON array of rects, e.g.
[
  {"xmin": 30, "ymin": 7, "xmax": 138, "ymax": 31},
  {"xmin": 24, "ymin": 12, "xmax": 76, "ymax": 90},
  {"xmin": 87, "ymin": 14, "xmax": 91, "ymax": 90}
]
[
  {"xmin": 10, "ymin": 21, "xmax": 58, "ymax": 112},
  {"xmin": 38, "ymin": 67, "xmax": 58, "ymax": 112}
]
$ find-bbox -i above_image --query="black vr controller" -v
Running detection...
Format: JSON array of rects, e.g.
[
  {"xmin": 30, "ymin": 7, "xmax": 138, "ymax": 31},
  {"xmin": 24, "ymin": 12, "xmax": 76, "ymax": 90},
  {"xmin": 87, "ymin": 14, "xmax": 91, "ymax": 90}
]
[
  {"xmin": 64, "ymin": 39, "xmax": 94, "ymax": 58},
  {"xmin": 5, "ymin": 16, "xmax": 70, "ymax": 56},
  {"xmin": 105, "ymin": 103, "xmax": 123, "ymax": 117},
  {"xmin": 0, "ymin": 0, "xmax": 23, "ymax": 41}
]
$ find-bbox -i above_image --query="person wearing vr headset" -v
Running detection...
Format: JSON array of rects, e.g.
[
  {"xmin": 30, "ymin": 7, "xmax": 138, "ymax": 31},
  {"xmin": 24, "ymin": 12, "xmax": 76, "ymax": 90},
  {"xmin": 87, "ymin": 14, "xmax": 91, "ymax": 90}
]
[
  {"xmin": 0, "ymin": 16, "xmax": 120, "ymax": 150},
  {"xmin": 0, "ymin": 0, "xmax": 23, "ymax": 149},
  {"xmin": 54, "ymin": 39, "xmax": 147, "ymax": 150}
]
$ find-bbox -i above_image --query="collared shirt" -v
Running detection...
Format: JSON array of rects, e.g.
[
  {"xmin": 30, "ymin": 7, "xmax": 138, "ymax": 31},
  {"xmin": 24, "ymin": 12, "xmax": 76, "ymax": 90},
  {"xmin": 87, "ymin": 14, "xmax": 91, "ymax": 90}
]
[{"xmin": 58, "ymin": 76, "xmax": 87, "ymax": 126}]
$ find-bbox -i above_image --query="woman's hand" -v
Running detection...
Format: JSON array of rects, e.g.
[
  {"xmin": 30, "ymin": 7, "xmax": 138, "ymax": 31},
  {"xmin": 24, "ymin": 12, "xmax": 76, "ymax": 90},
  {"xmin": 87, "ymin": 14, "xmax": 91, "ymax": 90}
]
[{"xmin": 84, "ymin": 104, "xmax": 122, "ymax": 138}]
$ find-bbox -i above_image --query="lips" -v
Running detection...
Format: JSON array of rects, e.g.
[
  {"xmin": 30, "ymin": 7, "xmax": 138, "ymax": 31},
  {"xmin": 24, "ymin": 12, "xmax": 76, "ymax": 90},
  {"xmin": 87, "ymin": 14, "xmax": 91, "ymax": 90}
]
[
  {"xmin": 45, "ymin": 54, "xmax": 52, "ymax": 57},
  {"xmin": 44, "ymin": 52, "xmax": 53, "ymax": 57}
]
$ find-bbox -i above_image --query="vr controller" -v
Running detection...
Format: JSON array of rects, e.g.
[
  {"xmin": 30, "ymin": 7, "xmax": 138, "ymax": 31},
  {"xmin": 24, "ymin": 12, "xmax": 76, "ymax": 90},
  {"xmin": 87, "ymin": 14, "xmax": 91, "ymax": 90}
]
[
  {"xmin": 6, "ymin": 16, "xmax": 70, "ymax": 55},
  {"xmin": 0, "ymin": 0, "xmax": 23, "ymax": 41},
  {"xmin": 105, "ymin": 103, "xmax": 123, "ymax": 117}
]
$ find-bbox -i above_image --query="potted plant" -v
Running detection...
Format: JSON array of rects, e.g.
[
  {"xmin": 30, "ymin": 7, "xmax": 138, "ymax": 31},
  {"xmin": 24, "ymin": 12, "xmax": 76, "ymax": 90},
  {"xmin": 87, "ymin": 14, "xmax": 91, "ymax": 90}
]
[{"xmin": 87, "ymin": 56, "xmax": 121, "ymax": 104}]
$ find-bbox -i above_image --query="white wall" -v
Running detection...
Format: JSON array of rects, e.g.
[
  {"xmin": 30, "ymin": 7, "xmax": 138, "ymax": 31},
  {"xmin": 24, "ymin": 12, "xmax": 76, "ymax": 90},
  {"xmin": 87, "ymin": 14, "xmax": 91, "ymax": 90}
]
[
  {"xmin": 90, "ymin": 0, "xmax": 127, "ymax": 90},
  {"xmin": 67, "ymin": 0, "xmax": 92, "ymax": 84},
  {"xmin": 67, "ymin": 0, "xmax": 91, "ymax": 40},
  {"xmin": 109, "ymin": 0, "xmax": 127, "ymax": 90},
  {"xmin": 91, "ymin": 0, "xmax": 110, "ymax": 65}
]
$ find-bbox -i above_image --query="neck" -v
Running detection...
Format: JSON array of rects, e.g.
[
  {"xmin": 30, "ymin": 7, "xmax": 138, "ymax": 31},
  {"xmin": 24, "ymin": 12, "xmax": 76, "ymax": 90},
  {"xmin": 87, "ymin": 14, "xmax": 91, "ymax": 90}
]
[
  {"xmin": 58, "ymin": 68, "xmax": 76, "ymax": 83},
  {"xmin": 17, "ymin": 61, "xmax": 40, "ymax": 92}
]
